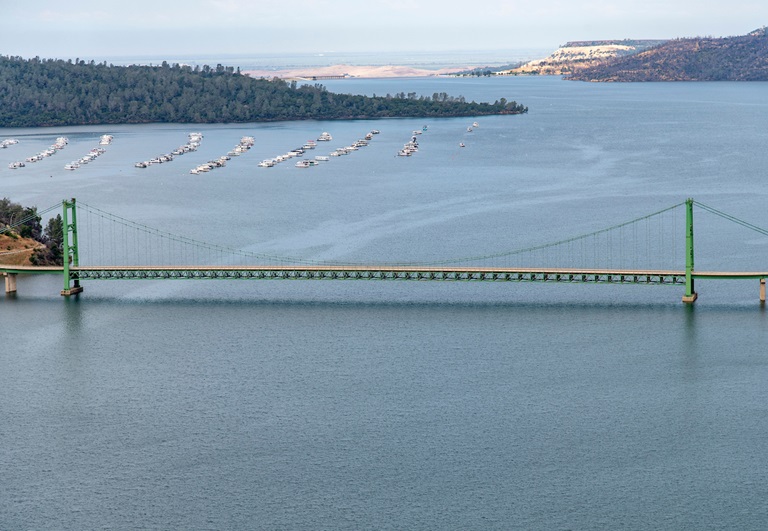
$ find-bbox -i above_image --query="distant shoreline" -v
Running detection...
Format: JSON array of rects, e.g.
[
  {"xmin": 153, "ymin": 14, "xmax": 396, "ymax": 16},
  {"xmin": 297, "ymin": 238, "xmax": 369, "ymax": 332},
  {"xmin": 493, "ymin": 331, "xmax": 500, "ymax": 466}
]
[{"xmin": 242, "ymin": 64, "xmax": 467, "ymax": 80}]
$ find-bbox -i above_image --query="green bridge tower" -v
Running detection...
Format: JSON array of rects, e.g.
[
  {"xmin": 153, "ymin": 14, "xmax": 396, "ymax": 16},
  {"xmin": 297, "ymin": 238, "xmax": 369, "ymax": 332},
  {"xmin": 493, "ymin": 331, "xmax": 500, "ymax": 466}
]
[
  {"xmin": 682, "ymin": 198, "xmax": 697, "ymax": 303},
  {"xmin": 61, "ymin": 198, "xmax": 83, "ymax": 296}
]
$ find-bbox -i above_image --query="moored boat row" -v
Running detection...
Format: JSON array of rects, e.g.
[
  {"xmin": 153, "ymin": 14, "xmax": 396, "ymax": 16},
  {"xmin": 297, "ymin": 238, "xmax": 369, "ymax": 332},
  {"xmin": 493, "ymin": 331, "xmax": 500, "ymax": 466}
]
[
  {"xmin": 136, "ymin": 132, "xmax": 202, "ymax": 168},
  {"xmin": 226, "ymin": 136, "xmax": 255, "ymax": 157},
  {"xmin": 258, "ymin": 134, "xmax": 325, "ymax": 168},
  {"xmin": 189, "ymin": 156, "xmax": 228, "ymax": 174},
  {"xmin": 64, "ymin": 146, "xmax": 106, "ymax": 170},
  {"xmin": 397, "ymin": 126, "xmax": 429, "ymax": 156},
  {"xmin": 258, "ymin": 147, "xmax": 305, "ymax": 168},
  {"xmin": 327, "ymin": 130, "xmax": 379, "ymax": 159},
  {"xmin": 9, "ymin": 137, "xmax": 68, "ymax": 169},
  {"xmin": 191, "ymin": 136, "xmax": 254, "ymax": 174},
  {"xmin": 1, "ymin": 138, "xmax": 19, "ymax": 149}
]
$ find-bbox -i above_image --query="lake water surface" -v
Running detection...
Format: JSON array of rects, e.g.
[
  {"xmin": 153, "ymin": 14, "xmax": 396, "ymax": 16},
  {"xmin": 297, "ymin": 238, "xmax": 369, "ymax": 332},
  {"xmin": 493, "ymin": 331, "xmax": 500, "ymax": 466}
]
[{"xmin": 2, "ymin": 77, "xmax": 768, "ymax": 529}]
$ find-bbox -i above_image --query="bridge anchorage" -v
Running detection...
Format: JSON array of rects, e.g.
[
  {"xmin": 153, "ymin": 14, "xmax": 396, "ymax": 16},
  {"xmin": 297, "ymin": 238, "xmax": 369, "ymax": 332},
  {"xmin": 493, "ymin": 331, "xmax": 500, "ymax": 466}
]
[{"xmin": 1, "ymin": 198, "xmax": 767, "ymax": 303}]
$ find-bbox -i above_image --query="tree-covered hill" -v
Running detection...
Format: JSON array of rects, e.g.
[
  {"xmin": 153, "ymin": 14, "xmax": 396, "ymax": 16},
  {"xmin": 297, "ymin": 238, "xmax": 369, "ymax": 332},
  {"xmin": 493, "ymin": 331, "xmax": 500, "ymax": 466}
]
[
  {"xmin": 567, "ymin": 27, "xmax": 768, "ymax": 81},
  {"xmin": 0, "ymin": 56, "xmax": 526, "ymax": 127},
  {"xmin": 0, "ymin": 198, "xmax": 61, "ymax": 266}
]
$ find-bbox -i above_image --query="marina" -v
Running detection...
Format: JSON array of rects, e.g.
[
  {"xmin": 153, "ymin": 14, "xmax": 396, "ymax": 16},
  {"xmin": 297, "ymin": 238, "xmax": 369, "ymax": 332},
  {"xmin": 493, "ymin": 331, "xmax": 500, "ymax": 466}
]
[{"xmin": 0, "ymin": 123, "xmax": 484, "ymax": 174}]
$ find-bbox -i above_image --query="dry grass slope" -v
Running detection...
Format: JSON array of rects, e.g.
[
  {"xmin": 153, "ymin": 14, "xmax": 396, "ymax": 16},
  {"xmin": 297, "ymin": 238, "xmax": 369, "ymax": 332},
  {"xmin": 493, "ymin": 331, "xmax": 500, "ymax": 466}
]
[{"xmin": 0, "ymin": 234, "xmax": 43, "ymax": 266}]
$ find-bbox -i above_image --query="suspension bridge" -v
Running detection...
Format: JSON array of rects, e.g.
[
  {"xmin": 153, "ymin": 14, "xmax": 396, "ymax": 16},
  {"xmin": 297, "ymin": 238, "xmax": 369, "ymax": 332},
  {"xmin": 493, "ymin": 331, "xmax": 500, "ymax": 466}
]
[{"xmin": 1, "ymin": 198, "xmax": 767, "ymax": 303}]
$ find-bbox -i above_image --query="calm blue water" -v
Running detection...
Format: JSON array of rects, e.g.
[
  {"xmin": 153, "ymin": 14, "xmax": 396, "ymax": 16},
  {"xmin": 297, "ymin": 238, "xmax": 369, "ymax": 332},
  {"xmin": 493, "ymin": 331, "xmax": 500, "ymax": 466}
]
[{"xmin": 2, "ymin": 77, "xmax": 768, "ymax": 529}]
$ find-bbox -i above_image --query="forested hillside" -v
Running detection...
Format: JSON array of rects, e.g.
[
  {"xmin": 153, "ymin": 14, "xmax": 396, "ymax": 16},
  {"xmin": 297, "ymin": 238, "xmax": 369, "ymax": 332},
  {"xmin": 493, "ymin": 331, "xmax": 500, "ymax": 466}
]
[
  {"xmin": 0, "ymin": 198, "xmax": 61, "ymax": 266},
  {"xmin": 0, "ymin": 56, "xmax": 526, "ymax": 127},
  {"xmin": 568, "ymin": 27, "xmax": 768, "ymax": 81}
]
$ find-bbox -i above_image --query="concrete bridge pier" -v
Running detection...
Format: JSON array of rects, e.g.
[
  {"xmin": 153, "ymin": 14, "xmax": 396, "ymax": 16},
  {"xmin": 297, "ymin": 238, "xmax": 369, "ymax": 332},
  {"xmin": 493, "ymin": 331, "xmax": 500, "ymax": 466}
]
[
  {"xmin": 4, "ymin": 273, "xmax": 17, "ymax": 294},
  {"xmin": 60, "ymin": 285, "xmax": 83, "ymax": 296},
  {"xmin": 761, "ymin": 279, "xmax": 766, "ymax": 303}
]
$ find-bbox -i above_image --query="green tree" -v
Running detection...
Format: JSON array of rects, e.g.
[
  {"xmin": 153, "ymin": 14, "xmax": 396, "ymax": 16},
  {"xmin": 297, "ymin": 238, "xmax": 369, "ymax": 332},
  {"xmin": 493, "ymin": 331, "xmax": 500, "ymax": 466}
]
[{"xmin": 31, "ymin": 214, "xmax": 63, "ymax": 266}]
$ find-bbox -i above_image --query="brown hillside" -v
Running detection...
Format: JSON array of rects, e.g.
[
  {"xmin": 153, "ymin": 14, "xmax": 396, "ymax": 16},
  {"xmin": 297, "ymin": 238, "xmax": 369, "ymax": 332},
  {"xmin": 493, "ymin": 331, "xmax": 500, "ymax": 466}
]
[
  {"xmin": 0, "ymin": 233, "xmax": 43, "ymax": 266},
  {"xmin": 568, "ymin": 27, "xmax": 768, "ymax": 81}
]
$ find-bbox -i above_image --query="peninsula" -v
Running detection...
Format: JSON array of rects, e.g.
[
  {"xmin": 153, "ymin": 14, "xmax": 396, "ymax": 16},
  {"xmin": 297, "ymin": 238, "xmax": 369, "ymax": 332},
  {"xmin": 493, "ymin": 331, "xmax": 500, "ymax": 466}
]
[{"xmin": 0, "ymin": 56, "xmax": 526, "ymax": 127}]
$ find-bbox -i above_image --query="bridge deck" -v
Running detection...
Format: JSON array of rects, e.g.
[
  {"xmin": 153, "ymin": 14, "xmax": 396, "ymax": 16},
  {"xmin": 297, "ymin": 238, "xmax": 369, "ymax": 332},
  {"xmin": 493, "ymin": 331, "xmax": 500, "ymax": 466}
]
[{"xmin": 3, "ymin": 265, "xmax": 767, "ymax": 281}]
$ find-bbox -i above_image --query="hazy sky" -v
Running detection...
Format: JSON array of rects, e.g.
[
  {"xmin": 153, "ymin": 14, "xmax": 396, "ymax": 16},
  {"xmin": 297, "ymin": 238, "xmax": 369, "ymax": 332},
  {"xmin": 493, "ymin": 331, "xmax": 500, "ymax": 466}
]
[{"xmin": 1, "ymin": 0, "xmax": 766, "ymax": 60}]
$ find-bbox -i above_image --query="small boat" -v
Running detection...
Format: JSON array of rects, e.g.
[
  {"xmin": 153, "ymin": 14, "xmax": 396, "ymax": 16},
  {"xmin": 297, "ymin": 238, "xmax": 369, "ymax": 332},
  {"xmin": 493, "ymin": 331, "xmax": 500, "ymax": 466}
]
[
  {"xmin": 472, "ymin": 122, "xmax": 479, "ymax": 128},
  {"xmin": 314, "ymin": 155, "xmax": 329, "ymax": 162},
  {"xmin": 459, "ymin": 142, "xmax": 465, "ymax": 148},
  {"xmin": 467, "ymin": 127, "xmax": 473, "ymax": 132},
  {"xmin": 317, "ymin": 132, "xmax": 332, "ymax": 141}
]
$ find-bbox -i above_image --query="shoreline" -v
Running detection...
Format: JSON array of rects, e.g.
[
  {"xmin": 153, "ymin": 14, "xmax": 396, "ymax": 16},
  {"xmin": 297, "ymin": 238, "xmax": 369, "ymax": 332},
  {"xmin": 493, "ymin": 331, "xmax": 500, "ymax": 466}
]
[{"xmin": 243, "ymin": 64, "xmax": 469, "ymax": 80}]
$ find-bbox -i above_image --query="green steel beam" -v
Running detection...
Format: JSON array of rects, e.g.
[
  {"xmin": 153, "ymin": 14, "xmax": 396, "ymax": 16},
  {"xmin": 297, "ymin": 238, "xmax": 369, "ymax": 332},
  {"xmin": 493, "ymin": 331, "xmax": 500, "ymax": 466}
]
[
  {"xmin": 683, "ymin": 198, "xmax": 697, "ymax": 303},
  {"xmin": 60, "ymin": 198, "xmax": 83, "ymax": 296}
]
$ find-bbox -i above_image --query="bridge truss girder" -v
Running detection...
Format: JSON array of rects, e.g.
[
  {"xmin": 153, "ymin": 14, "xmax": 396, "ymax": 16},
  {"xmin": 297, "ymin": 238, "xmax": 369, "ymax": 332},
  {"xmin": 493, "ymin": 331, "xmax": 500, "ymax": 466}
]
[{"xmin": 72, "ymin": 267, "xmax": 687, "ymax": 286}]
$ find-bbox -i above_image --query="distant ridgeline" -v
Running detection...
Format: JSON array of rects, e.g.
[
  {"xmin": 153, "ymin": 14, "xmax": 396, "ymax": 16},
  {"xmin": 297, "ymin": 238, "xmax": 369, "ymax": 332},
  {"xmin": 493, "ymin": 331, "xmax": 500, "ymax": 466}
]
[
  {"xmin": 562, "ymin": 39, "xmax": 668, "ymax": 49},
  {"xmin": 567, "ymin": 27, "xmax": 768, "ymax": 81},
  {"xmin": 0, "ymin": 56, "xmax": 526, "ymax": 127}
]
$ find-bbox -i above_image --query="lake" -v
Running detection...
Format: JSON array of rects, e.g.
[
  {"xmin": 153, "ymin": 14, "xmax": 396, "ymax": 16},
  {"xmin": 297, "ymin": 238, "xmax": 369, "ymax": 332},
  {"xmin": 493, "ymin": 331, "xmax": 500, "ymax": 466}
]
[{"xmin": 2, "ymin": 76, "xmax": 768, "ymax": 529}]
